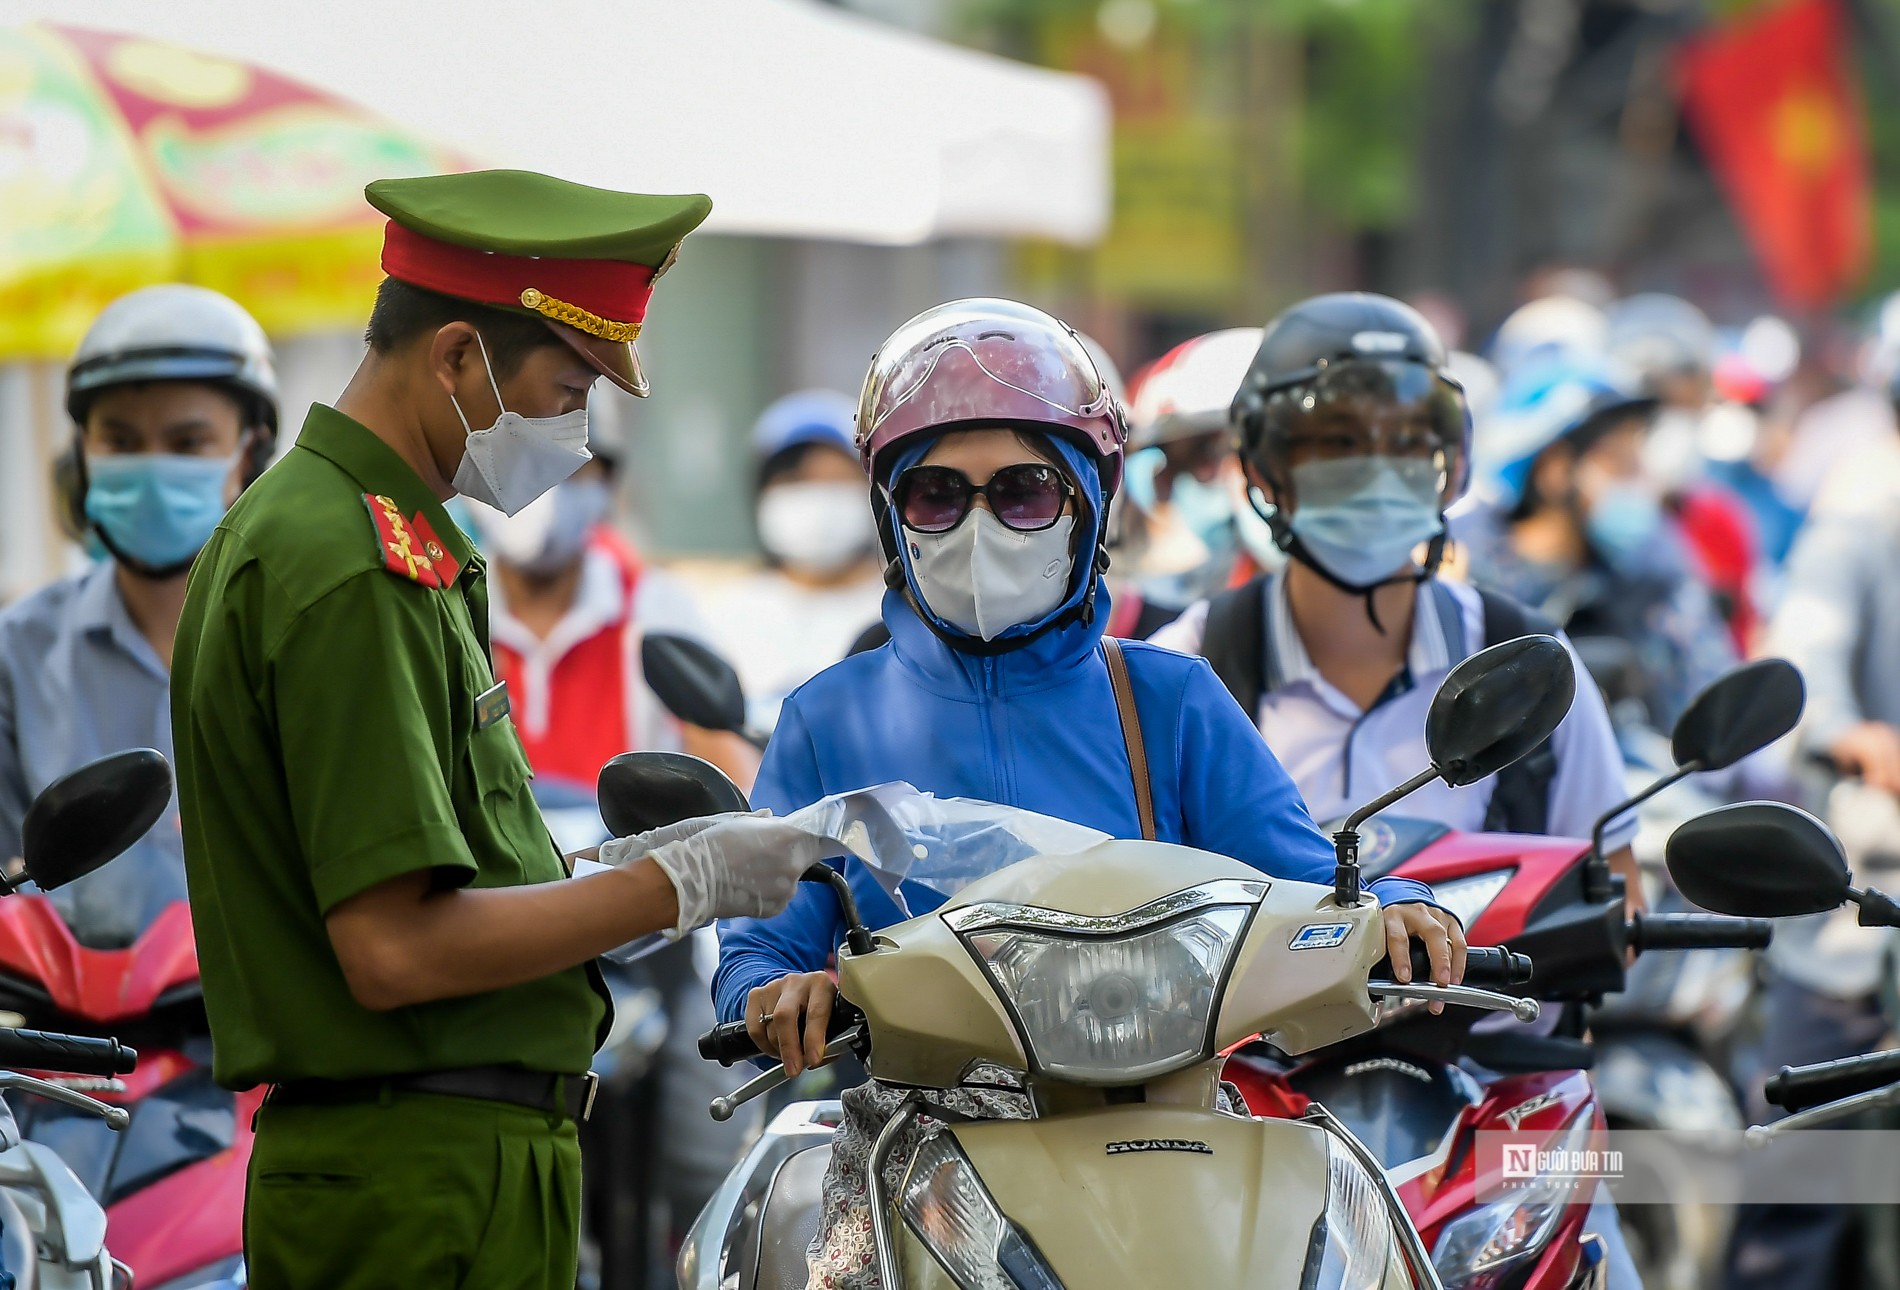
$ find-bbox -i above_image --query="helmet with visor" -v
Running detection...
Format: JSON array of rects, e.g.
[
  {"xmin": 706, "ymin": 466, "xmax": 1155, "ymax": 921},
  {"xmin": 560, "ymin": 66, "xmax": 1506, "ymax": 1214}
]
[
  {"xmin": 1232, "ymin": 293, "xmax": 1469, "ymax": 512},
  {"xmin": 1230, "ymin": 294, "xmax": 1471, "ymax": 612},
  {"xmin": 856, "ymin": 298, "xmax": 1126, "ymax": 495}
]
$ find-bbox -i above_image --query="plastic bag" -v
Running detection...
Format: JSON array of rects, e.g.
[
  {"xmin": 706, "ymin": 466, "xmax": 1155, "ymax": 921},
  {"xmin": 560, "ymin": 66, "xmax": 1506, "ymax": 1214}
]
[
  {"xmin": 780, "ymin": 782, "xmax": 1108, "ymax": 917},
  {"xmin": 597, "ymin": 783, "xmax": 1107, "ymax": 961}
]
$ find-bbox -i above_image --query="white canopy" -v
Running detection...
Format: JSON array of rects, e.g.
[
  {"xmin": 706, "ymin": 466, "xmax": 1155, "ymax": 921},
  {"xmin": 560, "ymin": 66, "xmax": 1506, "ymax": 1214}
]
[{"xmin": 2, "ymin": 0, "xmax": 1110, "ymax": 246}]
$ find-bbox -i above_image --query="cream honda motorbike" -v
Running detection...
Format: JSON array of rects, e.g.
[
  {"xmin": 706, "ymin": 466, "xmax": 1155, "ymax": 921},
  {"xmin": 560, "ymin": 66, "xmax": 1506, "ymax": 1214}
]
[{"xmin": 606, "ymin": 636, "xmax": 1583, "ymax": 1290}]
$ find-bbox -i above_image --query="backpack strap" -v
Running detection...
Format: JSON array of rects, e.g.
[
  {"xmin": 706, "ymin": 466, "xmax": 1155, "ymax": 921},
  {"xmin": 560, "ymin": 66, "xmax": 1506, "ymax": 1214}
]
[
  {"xmin": 1475, "ymin": 587, "xmax": 1563, "ymax": 835},
  {"xmin": 1201, "ymin": 577, "xmax": 1274, "ymax": 716},
  {"xmin": 1101, "ymin": 638, "xmax": 1157, "ymax": 841}
]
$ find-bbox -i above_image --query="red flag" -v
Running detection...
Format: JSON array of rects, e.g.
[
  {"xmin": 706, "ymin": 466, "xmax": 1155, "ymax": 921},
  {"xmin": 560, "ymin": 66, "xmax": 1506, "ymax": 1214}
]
[{"xmin": 1676, "ymin": 0, "xmax": 1871, "ymax": 309}]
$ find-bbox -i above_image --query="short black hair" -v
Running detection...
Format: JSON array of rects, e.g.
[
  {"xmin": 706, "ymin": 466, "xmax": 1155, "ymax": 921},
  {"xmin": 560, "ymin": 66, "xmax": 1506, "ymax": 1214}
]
[{"xmin": 364, "ymin": 278, "xmax": 564, "ymax": 380}]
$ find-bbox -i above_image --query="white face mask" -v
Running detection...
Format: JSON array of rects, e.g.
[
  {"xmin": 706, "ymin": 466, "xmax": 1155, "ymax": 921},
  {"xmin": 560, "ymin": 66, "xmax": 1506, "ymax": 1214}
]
[
  {"xmin": 906, "ymin": 509, "xmax": 1076, "ymax": 641},
  {"xmin": 757, "ymin": 481, "xmax": 876, "ymax": 575},
  {"xmin": 450, "ymin": 332, "xmax": 593, "ymax": 517}
]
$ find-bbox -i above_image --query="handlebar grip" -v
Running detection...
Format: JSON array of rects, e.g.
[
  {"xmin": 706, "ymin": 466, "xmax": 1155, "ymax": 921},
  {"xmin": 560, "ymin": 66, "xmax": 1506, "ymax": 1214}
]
[
  {"xmin": 1465, "ymin": 946, "xmax": 1534, "ymax": 987},
  {"xmin": 1628, "ymin": 912, "xmax": 1773, "ymax": 953},
  {"xmin": 698, "ymin": 1019, "xmax": 761, "ymax": 1067},
  {"xmin": 698, "ymin": 1001, "xmax": 862, "ymax": 1068},
  {"xmin": 1765, "ymin": 1050, "xmax": 1900, "ymax": 1114},
  {"xmin": 0, "ymin": 1028, "xmax": 137, "ymax": 1077},
  {"xmin": 1373, "ymin": 944, "xmax": 1531, "ymax": 988}
]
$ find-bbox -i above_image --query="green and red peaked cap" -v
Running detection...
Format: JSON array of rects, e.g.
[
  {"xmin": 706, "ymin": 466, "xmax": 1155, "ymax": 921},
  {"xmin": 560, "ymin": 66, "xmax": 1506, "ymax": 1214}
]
[{"xmin": 366, "ymin": 169, "xmax": 712, "ymax": 398}]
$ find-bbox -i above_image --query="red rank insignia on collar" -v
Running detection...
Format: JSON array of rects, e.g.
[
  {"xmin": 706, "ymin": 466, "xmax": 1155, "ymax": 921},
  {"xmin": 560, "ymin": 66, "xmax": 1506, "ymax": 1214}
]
[{"xmin": 364, "ymin": 493, "xmax": 461, "ymax": 588}]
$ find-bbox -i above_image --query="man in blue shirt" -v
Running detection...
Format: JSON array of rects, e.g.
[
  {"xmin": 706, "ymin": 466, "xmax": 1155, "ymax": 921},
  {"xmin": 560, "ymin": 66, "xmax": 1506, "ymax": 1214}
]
[{"xmin": 0, "ymin": 285, "xmax": 279, "ymax": 944}]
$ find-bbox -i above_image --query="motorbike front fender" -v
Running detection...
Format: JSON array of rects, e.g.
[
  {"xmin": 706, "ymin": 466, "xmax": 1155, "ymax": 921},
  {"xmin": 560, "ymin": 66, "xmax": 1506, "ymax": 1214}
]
[{"xmin": 924, "ymin": 1106, "xmax": 1416, "ymax": 1289}]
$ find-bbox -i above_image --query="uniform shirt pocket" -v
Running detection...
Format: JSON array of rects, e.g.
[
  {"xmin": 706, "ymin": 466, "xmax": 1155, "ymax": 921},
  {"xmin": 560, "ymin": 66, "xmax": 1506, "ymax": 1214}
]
[{"xmin": 467, "ymin": 720, "xmax": 533, "ymax": 801}]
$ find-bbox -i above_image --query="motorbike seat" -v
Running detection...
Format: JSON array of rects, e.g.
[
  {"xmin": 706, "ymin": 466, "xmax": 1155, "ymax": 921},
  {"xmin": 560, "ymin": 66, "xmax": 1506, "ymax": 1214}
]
[{"xmin": 747, "ymin": 1141, "xmax": 831, "ymax": 1290}]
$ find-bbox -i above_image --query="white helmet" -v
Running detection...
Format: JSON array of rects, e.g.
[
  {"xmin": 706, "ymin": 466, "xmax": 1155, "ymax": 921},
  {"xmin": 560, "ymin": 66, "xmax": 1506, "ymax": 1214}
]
[
  {"xmin": 1605, "ymin": 293, "xmax": 1718, "ymax": 381},
  {"xmin": 67, "ymin": 284, "xmax": 279, "ymax": 432},
  {"xmin": 1127, "ymin": 327, "xmax": 1263, "ymax": 449},
  {"xmin": 1490, "ymin": 295, "xmax": 1608, "ymax": 378}
]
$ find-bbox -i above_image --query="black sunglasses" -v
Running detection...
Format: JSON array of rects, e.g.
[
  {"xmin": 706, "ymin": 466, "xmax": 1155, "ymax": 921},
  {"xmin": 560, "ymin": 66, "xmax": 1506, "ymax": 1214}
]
[{"xmin": 894, "ymin": 463, "xmax": 1074, "ymax": 534}]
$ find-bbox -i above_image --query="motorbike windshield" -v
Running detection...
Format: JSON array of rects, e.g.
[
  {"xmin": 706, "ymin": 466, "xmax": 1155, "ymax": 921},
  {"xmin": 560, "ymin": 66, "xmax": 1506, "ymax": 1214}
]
[{"xmin": 782, "ymin": 783, "xmax": 1110, "ymax": 916}]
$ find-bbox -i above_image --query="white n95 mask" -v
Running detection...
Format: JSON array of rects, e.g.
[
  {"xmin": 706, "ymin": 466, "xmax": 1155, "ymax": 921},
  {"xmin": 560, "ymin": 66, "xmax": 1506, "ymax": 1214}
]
[
  {"xmin": 450, "ymin": 332, "xmax": 593, "ymax": 516},
  {"xmin": 906, "ymin": 509, "xmax": 1076, "ymax": 641}
]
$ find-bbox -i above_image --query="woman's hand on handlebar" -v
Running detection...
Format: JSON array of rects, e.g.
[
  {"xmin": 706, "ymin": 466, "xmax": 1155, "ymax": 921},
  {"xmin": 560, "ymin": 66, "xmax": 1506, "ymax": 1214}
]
[
  {"xmin": 1383, "ymin": 903, "xmax": 1467, "ymax": 1015},
  {"xmin": 744, "ymin": 972, "xmax": 837, "ymax": 1078}
]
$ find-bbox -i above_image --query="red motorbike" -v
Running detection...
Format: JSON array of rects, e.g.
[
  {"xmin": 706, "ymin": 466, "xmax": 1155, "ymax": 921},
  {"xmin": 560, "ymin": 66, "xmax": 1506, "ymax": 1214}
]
[
  {"xmin": 1227, "ymin": 658, "xmax": 1802, "ymax": 1290},
  {"xmin": 0, "ymin": 849, "xmax": 250, "ymax": 1289}
]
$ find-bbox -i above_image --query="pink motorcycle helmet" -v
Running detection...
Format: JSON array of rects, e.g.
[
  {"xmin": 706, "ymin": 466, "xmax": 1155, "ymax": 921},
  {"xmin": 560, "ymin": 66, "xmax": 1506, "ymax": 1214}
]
[{"xmin": 856, "ymin": 298, "xmax": 1127, "ymax": 496}]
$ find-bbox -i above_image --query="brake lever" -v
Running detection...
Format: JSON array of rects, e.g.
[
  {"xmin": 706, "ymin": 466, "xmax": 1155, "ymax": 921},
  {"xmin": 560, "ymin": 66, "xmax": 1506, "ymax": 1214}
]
[
  {"xmin": 708, "ymin": 1025, "xmax": 865, "ymax": 1123},
  {"xmin": 0, "ymin": 1072, "xmax": 130, "ymax": 1131},
  {"xmin": 1744, "ymin": 1080, "xmax": 1900, "ymax": 1145},
  {"xmin": 1368, "ymin": 981, "xmax": 1541, "ymax": 1023}
]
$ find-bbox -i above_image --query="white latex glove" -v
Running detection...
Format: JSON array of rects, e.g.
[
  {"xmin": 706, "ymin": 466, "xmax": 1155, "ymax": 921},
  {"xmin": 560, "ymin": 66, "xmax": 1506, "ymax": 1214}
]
[
  {"xmin": 642, "ymin": 813, "xmax": 838, "ymax": 938},
  {"xmin": 597, "ymin": 811, "xmax": 756, "ymax": 867}
]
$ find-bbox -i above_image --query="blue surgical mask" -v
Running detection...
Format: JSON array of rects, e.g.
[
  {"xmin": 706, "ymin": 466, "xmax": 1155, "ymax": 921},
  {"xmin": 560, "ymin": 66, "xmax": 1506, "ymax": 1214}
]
[
  {"xmin": 84, "ymin": 453, "xmax": 237, "ymax": 573},
  {"xmin": 1287, "ymin": 455, "xmax": 1445, "ymax": 587},
  {"xmin": 1169, "ymin": 471, "xmax": 1236, "ymax": 549},
  {"xmin": 1585, "ymin": 482, "xmax": 1663, "ymax": 566}
]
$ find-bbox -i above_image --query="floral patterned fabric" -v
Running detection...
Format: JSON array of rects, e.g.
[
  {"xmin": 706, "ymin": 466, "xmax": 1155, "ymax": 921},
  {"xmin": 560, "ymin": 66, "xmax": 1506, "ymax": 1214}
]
[{"xmin": 806, "ymin": 1071, "xmax": 1029, "ymax": 1290}]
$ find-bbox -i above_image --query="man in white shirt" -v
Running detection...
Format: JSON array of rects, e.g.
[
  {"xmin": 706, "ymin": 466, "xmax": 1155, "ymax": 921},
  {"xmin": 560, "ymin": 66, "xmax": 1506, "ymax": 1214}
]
[{"xmin": 1152, "ymin": 293, "xmax": 1642, "ymax": 1290}]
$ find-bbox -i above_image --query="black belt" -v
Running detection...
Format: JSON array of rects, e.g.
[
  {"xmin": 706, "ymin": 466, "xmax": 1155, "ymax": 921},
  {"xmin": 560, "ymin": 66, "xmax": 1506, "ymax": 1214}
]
[{"xmin": 268, "ymin": 1066, "xmax": 598, "ymax": 1122}]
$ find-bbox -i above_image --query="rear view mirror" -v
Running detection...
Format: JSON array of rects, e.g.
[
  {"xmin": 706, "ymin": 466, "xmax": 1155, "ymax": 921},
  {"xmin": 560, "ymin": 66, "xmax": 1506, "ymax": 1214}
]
[
  {"xmin": 597, "ymin": 751, "xmax": 751, "ymax": 839},
  {"xmin": 1426, "ymin": 636, "xmax": 1576, "ymax": 788},
  {"xmin": 1665, "ymin": 801, "xmax": 1849, "ymax": 918},
  {"xmin": 642, "ymin": 634, "xmax": 748, "ymax": 736},
  {"xmin": 1671, "ymin": 658, "xmax": 1804, "ymax": 772},
  {"xmin": 20, "ymin": 749, "xmax": 172, "ymax": 891}
]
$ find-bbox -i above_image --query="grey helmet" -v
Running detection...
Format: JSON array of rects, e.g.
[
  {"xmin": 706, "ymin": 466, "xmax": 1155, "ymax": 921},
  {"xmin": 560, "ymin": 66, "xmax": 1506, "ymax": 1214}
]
[{"xmin": 66, "ymin": 284, "xmax": 279, "ymax": 433}]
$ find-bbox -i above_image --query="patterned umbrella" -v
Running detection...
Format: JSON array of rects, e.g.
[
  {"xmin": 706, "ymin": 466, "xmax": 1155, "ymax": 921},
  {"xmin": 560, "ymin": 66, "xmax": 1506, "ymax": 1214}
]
[{"xmin": 0, "ymin": 22, "xmax": 462, "ymax": 358}]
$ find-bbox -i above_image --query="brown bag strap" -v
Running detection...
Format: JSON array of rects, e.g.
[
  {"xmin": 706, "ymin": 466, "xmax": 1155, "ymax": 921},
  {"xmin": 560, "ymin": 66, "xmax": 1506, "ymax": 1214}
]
[{"xmin": 1101, "ymin": 638, "xmax": 1157, "ymax": 841}]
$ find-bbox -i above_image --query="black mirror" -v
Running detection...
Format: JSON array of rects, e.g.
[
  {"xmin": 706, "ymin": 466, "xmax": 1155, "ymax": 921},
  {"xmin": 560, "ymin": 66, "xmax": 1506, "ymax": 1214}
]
[
  {"xmin": 641, "ymin": 634, "xmax": 748, "ymax": 736},
  {"xmin": 1426, "ymin": 635, "xmax": 1576, "ymax": 788},
  {"xmin": 20, "ymin": 749, "xmax": 172, "ymax": 891},
  {"xmin": 1670, "ymin": 658, "xmax": 1804, "ymax": 772},
  {"xmin": 597, "ymin": 751, "xmax": 751, "ymax": 839},
  {"xmin": 1665, "ymin": 801, "xmax": 1850, "ymax": 918}
]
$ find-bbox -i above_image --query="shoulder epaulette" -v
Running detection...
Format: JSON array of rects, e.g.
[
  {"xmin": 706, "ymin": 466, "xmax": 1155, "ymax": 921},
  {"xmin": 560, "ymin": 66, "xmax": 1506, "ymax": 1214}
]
[{"xmin": 363, "ymin": 493, "xmax": 452, "ymax": 589}]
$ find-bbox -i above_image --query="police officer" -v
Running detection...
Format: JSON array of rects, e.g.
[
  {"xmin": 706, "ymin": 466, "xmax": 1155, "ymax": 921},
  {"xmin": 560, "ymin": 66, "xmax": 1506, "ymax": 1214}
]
[{"xmin": 171, "ymin": 170, "xmax": 831, "ymax": 1288}]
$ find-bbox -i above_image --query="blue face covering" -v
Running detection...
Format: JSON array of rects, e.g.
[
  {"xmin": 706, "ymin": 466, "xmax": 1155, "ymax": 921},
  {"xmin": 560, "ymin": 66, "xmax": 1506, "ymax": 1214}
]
[
  {"xmin": 1585, "ymin": 482, "xmax": 1663, "ymax": 567},
  {"xmin": 1287, "ymin": 455, "xmax": 1445, "ymax": 587},
  {"xmin": 84, "ymin": 453, "xmax": 236, "ymax": 572}
]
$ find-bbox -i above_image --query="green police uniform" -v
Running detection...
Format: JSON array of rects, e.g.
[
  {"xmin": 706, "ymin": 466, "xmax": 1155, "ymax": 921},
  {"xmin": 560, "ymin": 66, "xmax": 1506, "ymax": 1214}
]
[{"xmin": 170, "ymin": 170, "xmax": 711, "ymax": 1289}]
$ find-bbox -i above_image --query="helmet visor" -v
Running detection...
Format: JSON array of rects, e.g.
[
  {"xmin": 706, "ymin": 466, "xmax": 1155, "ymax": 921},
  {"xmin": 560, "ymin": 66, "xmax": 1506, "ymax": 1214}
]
[
  {"xmin": 858, "ymin": 299, "xmax": 1112, "ymax": 445},
  {"xmin": 1252, "ymin": 359, "xmax": 1467, "ymax": 505}
]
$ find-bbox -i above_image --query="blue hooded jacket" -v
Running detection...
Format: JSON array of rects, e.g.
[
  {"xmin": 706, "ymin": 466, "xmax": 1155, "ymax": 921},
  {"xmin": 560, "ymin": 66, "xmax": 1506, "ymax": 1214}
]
[{"xmin": 712, "ymin": 435, "xmax": 1434, "ymax": 1025}]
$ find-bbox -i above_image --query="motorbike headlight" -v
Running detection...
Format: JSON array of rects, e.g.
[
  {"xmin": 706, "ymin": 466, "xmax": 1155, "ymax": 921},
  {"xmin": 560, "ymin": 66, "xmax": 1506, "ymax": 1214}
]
[
  {"xmin": 146, "ymin": 1255, "xmax": 246, "ymax": 1290},
  {"xmin": 1428, "ymin": 869, "xmax": 1515, "ymax": 933},
  {"xmin": 900, "ymin": 1131, "xmax": 1063, "ymax": 1290},
  {"xmin": 1303, "ymin": 1137, "xmax": 1394, "ymax": 1290},
  {"xmin": 953, "ymin": 886, "xmax": 1256, "ymax": 1084},
  {"xmin": 1431, "ymin": 1112, "xmax": 1595, "ymax": 1289}
]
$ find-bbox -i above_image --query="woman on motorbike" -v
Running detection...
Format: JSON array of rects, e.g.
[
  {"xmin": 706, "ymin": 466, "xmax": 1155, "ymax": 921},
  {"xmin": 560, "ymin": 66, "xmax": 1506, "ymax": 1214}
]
[{"xmin": 711, "ymin": 299, "xmax": 1466, "ymax": 1289}]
